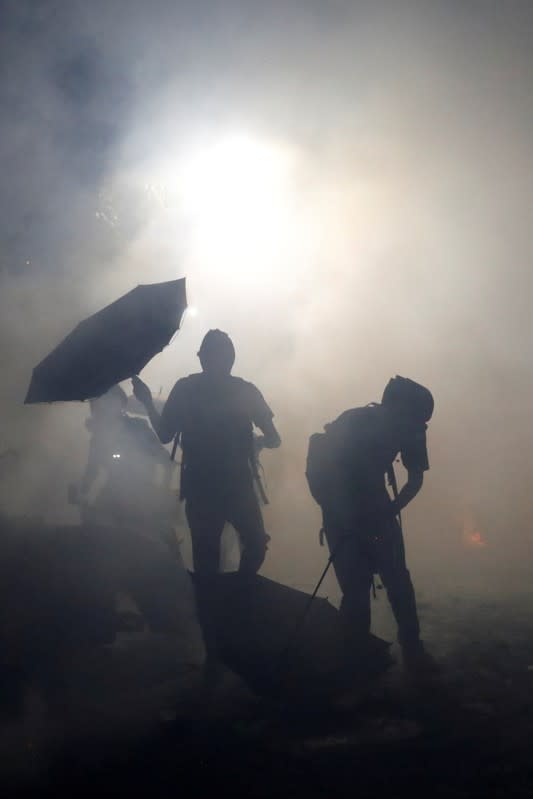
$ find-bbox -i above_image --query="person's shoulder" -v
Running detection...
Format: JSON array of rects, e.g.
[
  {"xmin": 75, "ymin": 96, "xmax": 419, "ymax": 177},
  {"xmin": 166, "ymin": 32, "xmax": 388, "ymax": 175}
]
[
  {"xmin": 173, "ymin": 373, "xmax": 201, "ymax": 388},
  {"xmin": 230, "ymin": 376, "xmax": 267, "ymax": 404},
  {"xmin": 124, "ymin": 413, "xmax": 146, "ymax": 427},
  {"xmin": 123, "ymin": 415, "xmax": 152, "ymax": 435},
  {"xmin": 230, "ymin": 376, "xmax": 258, "ymax": 392},
  {"xmin": 331, "ymin": 403, "xmax": 379, "ymax": 424},
  {"xmin": 328, "ymin": 404, "xmax": 382, "ymax": 435},
  {"xmin": 168, "ymin": 373, "xmax": 202, "ymax": 396},
  {"xmin": 230, "ymin": 376, "xmax": 273, "ymax": 418}
]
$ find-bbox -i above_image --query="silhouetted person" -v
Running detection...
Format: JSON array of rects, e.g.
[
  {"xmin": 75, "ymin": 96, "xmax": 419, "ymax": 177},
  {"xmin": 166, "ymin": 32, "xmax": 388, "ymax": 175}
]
[
  {"xmin": 132, "ymin": 330, "xmax": 281, "ymax": 575},
  {"xmin": 306, "ymin": 376, "xmax": 435, "ymax": 673},
  {"xmin": 72, "ymin": 385, "xmax": 191, "ymax": 635},
  {"xmin": 76, "ymin": 385, "xmax": 176, "ymax": 530},
  {"xmin": 132, "ymin": 330, "xmax": 281, "ymax": 674}
]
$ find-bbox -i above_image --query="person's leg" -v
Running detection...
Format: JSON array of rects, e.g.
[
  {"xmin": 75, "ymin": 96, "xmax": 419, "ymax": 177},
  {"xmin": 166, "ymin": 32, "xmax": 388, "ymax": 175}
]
[
  {"xmin": 185, "ymin": 498, "xmax": 226, "ymax": 672},
  {"xmin": 226, "ymin": 485, "xmax": 270, "ymax": 575},
  {"xmin": 185, "ymin": 499, "xmax": 226, "ymax": 578},
  {"xmin": 376, "ymin": 519, "xmax": 435, "ymax": 671},
  {"xmin": 323, "ymin": 512, "xmax": 373, "ymax": 644}
]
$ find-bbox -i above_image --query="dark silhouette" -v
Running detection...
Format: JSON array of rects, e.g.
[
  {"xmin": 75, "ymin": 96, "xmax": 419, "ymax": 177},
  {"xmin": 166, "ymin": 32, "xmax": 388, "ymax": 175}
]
[
  {"xmin": 132, "ymin": 329, "xmax": 281, "ymax": 673},
  {"xmin": 71, "ymin": 384, "xmax": 188, "ymax": 634},
  {"xmin": 132, "ymin": 330, "xmax": 281, "ymax": 576},
  {"xmin": 190, "ymin": 571, "xmax": 392, "ymax": 702},
  {"xmin": 75, "ymin": 385, "xmax": 175, "ymax": 531},
  {"xmin": 306, "ymin": 375, "xmax": 435, "ymax": 673}
]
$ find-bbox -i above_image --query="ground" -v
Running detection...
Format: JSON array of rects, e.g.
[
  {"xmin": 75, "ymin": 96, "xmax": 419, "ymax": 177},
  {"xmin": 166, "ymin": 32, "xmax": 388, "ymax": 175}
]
[{"xmin": 2, "ymin": 591, "xmax": 533, "ymax": 797}]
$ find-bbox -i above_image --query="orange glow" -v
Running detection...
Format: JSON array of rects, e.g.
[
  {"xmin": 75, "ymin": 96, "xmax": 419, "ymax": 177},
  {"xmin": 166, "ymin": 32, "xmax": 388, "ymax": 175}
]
[{"xmin": 462, "ymin": 512, "xmax": 488, "ymax": 548}]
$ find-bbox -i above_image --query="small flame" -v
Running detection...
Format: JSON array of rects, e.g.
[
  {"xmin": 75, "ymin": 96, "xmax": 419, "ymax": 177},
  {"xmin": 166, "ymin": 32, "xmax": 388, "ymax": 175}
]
[{"xmin": 463, "ymin": 511, "xmax": 488, "ymax": 548}]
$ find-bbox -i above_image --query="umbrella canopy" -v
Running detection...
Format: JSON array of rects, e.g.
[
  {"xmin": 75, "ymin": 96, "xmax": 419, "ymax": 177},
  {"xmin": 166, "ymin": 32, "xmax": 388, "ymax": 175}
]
[
  {"xmin": 192, "ymin": 572, "xmax": 393, "ymax": 702},
  {"xmin": 25, "ymin": 278, "xmax": 187, "ymax": 403}
]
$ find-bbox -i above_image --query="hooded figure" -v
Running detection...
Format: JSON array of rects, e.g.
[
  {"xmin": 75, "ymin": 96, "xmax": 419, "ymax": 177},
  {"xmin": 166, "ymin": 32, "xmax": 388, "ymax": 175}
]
[{"xmin": 306, "ymin": 376, "xmax": 436, "ymax": 674}]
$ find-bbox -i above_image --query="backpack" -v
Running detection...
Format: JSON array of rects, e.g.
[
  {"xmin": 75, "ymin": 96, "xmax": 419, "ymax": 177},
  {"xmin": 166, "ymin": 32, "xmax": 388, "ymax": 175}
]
[
  {"xmin": 305, "ymin": 405, "xmax": 381, "ymax": 508},
  {"xmin": 305, "ymin": 429, "xmax": 339, "ymax": 507}
]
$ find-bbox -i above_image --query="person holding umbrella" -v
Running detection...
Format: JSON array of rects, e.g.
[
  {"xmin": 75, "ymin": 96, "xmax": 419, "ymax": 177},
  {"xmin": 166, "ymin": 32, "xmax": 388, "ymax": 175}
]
[
  {"xmin": 24, "ymin": 277, "xmax": 204, "ymax": 654},
  {"xmin": 71, "ymin": 384, "xmax": 193, "ymax": 637},
  {"xmin": 74, "ymin": 385, "xmax": 176, "ymax": 534}
]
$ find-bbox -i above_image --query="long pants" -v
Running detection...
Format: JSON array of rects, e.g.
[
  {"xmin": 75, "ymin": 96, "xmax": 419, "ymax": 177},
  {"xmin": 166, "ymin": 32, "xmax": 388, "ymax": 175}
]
[
  {"xmin": 185, "ymin": 481, "xmax": 269, "ymax": 660},
  {"xmin": 185, "ymin": 483, "xmax": 269, "ymax": 577},
  {"xmin": 323, "ymin": 507, "xmax": 421, "ymax": 651}
]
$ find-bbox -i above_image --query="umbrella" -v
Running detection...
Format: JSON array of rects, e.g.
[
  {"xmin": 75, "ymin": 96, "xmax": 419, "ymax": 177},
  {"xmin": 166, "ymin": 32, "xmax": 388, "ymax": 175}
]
[
  {"xmin": 25, "ymin": 278, "xmax": 187, "ymax": 403},
  {"xmin": 192, "ymin": 572, "xmax": 393, "ymax": 702}
]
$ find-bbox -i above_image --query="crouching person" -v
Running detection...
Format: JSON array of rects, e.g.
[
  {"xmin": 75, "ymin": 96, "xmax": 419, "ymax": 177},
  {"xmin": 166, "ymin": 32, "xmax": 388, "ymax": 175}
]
[{"xmin": 306, "ymin": 376, "xmax": 437, "ymax": 675}]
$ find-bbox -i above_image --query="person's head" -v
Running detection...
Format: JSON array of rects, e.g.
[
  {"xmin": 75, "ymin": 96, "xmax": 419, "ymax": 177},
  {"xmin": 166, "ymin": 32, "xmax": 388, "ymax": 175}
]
[
  {"xmin": 88, "ymin": 384, "xmax": 128, "ymax": 427},
  {"xmin": 382, "ymin": 376, "xmax": 434, "ymax": 430},
  {"xmin": 197, "ymin": 329, "xmax": 235, "ymax": 376}
]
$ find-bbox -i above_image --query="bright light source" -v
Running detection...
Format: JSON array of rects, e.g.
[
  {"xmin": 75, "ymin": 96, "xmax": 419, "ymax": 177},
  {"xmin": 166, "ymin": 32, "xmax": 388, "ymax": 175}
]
[
  {"xmin": 174, "ymin": 132, "xmax": 294, "ymax": 269},
  {"xmin": 180, "ymin": 133, "xmax": 288, "ymax": 208},
  {"xmin": 186, "ymin": 305, "xmax": 198, "ymax": 317},
  {"xmin": 127, "ymin": 129, "xmax": 302, "ymax": 304}
]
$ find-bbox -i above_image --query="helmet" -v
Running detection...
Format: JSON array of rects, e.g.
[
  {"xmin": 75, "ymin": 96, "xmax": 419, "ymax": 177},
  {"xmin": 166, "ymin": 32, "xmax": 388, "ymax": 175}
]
[
  {"xmin": 198, "ymin": 329, "xmax": 235, "ymax": 374},
  {"xmin": 382, "ymin": 376, "xmax": 434, "ymax": 423}
]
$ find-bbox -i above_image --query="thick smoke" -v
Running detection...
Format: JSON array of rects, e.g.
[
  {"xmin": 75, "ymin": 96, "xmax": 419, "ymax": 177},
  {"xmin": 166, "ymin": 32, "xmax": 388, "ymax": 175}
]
[{"xmin": 2, "ymin": 0, "xmax": 533, "ymax": 614}]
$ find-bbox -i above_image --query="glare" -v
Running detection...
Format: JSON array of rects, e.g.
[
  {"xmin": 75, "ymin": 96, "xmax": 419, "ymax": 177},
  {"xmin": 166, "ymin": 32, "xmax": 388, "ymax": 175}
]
[{"xmin": 175, "ymin": 132, "xmax": 294, "ymax": 267}]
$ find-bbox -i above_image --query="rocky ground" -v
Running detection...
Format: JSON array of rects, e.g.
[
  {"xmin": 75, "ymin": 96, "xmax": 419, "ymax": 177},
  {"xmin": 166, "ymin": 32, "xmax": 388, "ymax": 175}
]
[{"xmin": 2, "ymin": 590, "xmax": 533, "ymax": 797}]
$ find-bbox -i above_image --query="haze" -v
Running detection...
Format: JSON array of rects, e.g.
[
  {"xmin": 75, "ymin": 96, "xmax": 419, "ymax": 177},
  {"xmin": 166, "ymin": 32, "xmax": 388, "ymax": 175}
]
[{"xmin": 1, "ymin": 0, "xmax": 532, "ymax": 620}]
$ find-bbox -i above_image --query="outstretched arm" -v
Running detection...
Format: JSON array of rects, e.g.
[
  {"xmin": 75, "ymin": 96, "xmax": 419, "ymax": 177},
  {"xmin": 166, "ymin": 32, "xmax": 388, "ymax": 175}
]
[
  {"xmin": 391, "ymin": 469, "xmax": 424, "ymax": 515},
  {"xmin": 131, "ymin": 376, "xmax": 179, "ymax": 444}
]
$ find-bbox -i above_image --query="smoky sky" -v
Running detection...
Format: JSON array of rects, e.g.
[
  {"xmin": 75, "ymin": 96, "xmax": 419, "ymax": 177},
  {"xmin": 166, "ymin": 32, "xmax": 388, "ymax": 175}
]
[{"xmin": 1, "ymin": 0, "xmax": 533, "ymax": 594}]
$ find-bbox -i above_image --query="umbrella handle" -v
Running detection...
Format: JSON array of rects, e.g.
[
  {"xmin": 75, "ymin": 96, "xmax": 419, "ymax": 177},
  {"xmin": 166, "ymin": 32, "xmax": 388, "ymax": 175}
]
[{"xmin": 272, "ymin": 535, "xmax": 348, "ymax": 686}]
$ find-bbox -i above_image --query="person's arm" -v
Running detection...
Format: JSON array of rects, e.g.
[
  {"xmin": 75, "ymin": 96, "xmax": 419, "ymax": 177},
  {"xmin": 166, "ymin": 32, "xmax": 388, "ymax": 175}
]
[
  {"xmin": 390, "ymin": 468, "xmax": 424, "ymax": 515},
  {"xmin": 255, "ymin": 417, "xmax": 281, "ymax": 451},
  {"xmin": 132, "ymin": 376, "xmax": 180, "ymax": 444},
  {"xmin": 249, "ymin": 385, "xmax": 281, "ymax": 450},
  {"xmin": 393, "ymin": 422, "xmax": 429, "ymax": 514}
]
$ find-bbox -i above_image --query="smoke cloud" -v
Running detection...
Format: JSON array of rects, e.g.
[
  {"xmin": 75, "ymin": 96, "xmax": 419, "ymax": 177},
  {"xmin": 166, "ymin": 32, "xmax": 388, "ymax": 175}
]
[{"xmin": 2, "ymin": 0, "xmax": 533, "ymax": 616}]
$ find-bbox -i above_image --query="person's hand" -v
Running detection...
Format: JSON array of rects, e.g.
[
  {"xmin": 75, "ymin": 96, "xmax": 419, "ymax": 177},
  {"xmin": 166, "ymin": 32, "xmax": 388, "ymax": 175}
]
[
  {"xmin": 253, "ymin": 434, "xmax": 265, "ymax": 455},
  {"xmin": 132, "ymin": 375, "xmax": 152, "ymax": 407}
]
